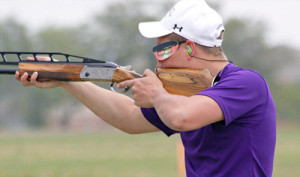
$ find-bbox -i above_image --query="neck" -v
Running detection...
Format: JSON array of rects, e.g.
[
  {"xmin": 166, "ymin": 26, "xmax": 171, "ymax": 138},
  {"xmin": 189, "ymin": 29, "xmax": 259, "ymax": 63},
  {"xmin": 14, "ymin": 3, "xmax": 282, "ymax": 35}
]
[
  {"xmin": 191, "ymin": 53, "xmax": 229, "ymax": 76},
  {"xmin": 210, "ymin": 62, "xmax": 229, "ymax": 76}
]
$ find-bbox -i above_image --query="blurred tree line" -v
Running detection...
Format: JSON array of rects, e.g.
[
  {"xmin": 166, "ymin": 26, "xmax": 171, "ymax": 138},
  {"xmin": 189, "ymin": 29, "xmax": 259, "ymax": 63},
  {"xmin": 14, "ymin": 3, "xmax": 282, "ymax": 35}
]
[{"xmin": 0, "ymin": 1, "xmax": 299, "ymax": 130}]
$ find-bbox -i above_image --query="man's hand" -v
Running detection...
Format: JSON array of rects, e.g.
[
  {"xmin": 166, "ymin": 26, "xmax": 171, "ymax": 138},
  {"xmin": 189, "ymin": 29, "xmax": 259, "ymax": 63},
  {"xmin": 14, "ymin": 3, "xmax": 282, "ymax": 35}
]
[
  {"xmin": 15, "ymin": 56, "xmax": 63, "ymax": 89},
  {"xmin": 117, "ymin": 69, "xmax": 168, "ymax": 108}
]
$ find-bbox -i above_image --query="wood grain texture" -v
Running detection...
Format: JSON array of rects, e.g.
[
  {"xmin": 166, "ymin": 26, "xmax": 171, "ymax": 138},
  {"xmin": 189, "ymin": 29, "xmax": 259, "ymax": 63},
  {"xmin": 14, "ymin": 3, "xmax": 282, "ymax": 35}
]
[
  {"xmin": 112, "ymin": 67, "xmax": 142, "ymax": 82},
  {"xmin": 19, "ymin": 63, "xmax": 84, "ymax": 81},
  {"xmin": 156, "ymin": 68, "xmax": 213, "ymax": 96}
]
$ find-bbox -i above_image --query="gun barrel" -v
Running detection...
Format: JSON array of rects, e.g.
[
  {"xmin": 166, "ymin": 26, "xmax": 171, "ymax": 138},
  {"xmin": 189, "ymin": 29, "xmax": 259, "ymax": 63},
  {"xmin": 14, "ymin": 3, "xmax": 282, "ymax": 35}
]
[{"xmin": 0, "ymin": 68, "xmax": 18, "ymax": 74}]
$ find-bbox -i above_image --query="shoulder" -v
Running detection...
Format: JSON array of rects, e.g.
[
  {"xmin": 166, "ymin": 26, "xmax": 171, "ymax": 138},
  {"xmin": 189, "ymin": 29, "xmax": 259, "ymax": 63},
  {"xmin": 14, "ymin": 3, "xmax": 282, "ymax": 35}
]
[
  {"xmin": 221, "ymin": 65, "xmax": 268, "ymax": 92},
  {"xmin": 199, "ymin": 65, "xmax": 271, "ymax": 125}
]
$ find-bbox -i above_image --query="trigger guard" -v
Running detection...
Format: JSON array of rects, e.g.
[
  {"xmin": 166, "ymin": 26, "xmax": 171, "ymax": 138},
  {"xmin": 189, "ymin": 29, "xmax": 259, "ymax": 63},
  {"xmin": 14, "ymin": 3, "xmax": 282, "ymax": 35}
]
[{"xmin": 110, "ymin": 82, "xmax": 130, "ymax": 93}]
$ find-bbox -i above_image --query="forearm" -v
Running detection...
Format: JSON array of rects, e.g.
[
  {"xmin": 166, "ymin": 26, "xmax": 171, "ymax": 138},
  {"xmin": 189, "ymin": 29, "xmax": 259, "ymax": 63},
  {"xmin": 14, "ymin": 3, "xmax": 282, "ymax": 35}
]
[
  {"xmin": 61, "ymin": 82, "xmax": 154, "ymax": 134},
  {"xmin": 152, "ymin": 92, "xmax": 223, "ymax": 132}
]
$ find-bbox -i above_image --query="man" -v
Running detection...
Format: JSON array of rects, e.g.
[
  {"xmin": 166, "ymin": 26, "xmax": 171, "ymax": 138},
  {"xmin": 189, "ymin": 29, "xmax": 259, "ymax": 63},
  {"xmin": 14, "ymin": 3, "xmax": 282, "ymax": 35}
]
[{"xmin": 16, "ymin": 0, "xmax": 276, "ymax": 176}]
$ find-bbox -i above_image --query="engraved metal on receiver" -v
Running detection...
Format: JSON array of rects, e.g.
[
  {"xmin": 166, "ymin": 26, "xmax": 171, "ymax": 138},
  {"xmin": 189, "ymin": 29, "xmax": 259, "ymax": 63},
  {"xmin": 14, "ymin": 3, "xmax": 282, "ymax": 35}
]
[
  {"xmin": 80, "ymin": 66, "xmax": 115, "ymax": 82},
  {"xmin": 80, "ymin": 66, "xmax": 130, "ymax": 93}
]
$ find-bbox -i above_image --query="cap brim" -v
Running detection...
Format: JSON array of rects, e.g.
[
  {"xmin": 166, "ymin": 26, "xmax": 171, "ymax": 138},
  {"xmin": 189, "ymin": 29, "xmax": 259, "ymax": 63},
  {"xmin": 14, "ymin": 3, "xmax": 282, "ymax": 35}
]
[{"xmin": 138, "ymin": 21, "xmax": 172, "ymax": 38}]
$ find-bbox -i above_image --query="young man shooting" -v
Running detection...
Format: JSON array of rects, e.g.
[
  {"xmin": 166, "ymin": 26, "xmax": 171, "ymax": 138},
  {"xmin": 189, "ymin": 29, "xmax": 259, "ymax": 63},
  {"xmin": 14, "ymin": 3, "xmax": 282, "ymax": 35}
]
[{"xmin": 16, "ymin": 0, "xmax": 276, "ymax": 176}]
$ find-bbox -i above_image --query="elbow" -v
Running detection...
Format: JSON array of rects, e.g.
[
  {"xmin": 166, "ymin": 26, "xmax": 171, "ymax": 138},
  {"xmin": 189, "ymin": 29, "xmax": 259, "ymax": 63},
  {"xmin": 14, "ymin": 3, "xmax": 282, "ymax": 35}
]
[
  {"xmin": 165, "ymin": 110, "xmax": 199, "ymax": 131},
  {"xmin": 166, "ymin": 112, "xmax": 188, "ymax": 131},
  {"xmin": 168, "ymin": 114, "xmax": 208, "ymax": 132},
  {"xmin": 117, "ymin": 126, "xmax": 141, "ymax": 135},
  {"xmin": 122, "ymin": 129, "xmax": 143, "ymax": 135},
  {"xmin": 119, "ymin": 125, "xmax": 150, "ymax": 135},
  {"xmin": 170, "ymin": 118, "xmax": 187, "ymax": 131}
]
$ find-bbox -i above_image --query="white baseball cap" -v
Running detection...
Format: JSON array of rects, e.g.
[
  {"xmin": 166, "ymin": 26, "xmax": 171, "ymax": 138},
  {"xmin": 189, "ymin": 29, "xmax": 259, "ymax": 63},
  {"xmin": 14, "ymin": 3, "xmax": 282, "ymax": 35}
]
[{"xmin": 138, "ymin": 0, "xmax": 224, "ymax": 47}]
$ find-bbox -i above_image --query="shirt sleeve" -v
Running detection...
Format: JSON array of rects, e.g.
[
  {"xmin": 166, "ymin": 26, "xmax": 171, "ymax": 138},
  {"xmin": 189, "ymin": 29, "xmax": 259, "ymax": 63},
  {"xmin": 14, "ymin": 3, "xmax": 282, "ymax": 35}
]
[
  {"xmin": 198, "ymin": 70, "xmax": 269, "ymax": 126},
  {"xmin": 141, "ymin": 107, "xmax": 178, "ymax": 136}
]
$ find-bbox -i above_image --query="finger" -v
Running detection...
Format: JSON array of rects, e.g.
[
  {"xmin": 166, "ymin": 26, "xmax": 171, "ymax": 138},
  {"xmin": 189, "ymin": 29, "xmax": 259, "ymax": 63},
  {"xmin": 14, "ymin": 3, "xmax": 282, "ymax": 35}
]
[
  {"xmin": 20, "ymin": 72, "xmax": 28, "ymax": 82},
  {"xmin": 36, "ymin": 56, "xmax": 52, "ymax": 61},
  {"xmin": 117, "ymin": 79, "xmax": 135, "ymax": 89},
  {"xmin": 143, "ymin": 69, "xmax": 155, "ymax": 77},
  {"xmin": 26, "ymin": 56, "xmax": 52, "ymax": 62},
  {"xmin": 30, "ymin": 72, "xmax": 46, "ymax": 88},
  {"xmin": 30, "ymin": 72, "xmax": 38, "ymax": 85},
  {"xmin": 15, "ymin": 71, "xmax": 20, "ymax": 81},
  {"xmin": 26, "ymin": 57, "xmax": 35, "ymax": 61},
  {"xmin": 20, "ymin": 72, "xmax": 31, "ymax": 87}
]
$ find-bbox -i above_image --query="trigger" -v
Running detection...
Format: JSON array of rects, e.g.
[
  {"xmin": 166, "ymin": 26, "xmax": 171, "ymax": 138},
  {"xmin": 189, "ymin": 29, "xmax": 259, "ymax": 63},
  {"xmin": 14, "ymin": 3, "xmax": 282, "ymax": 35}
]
[{"xmin": 110, "ymin": 82, "xmax": 130, "ymax": 93}]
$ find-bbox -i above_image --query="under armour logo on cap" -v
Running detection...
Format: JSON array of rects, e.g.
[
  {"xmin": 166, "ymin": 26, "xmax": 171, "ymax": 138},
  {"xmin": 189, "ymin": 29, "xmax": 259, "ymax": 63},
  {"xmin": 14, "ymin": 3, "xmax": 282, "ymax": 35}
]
[{"xmin": 173, "ymin": 24, "xmax": 183, "ymax": 32}]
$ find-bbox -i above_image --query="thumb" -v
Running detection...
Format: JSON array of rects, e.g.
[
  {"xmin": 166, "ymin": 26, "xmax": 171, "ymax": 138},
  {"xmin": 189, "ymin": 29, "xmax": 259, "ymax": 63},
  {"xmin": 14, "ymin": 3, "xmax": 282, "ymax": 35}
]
[{"xmin": 143, "ymin": 69, "xmax": 155, "ymax": 77}]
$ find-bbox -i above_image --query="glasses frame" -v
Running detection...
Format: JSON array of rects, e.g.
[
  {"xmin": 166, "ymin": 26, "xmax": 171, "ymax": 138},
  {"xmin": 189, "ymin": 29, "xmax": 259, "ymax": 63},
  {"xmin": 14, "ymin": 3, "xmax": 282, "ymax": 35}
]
[{"xmin": 152, "ymin": 41, "xmax": 186, "ymax": 61}]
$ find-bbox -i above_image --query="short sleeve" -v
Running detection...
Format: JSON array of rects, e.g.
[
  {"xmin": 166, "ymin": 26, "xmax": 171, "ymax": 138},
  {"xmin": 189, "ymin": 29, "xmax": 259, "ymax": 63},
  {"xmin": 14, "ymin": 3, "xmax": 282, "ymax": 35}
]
[
  {"xmin": 141, "ymin": 107, "xmax": 178, "ymax": 136},
  {"xmin": 198, "ymin": 70, "xmax": 268, "ymax": 126}
]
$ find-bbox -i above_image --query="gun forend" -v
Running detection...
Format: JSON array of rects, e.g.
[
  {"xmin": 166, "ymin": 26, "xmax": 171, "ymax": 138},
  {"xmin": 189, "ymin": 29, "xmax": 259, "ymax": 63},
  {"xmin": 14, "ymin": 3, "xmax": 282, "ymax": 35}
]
[{"xmin": 18, "ymin": 62, "xmax": 142, "ymax": 82}]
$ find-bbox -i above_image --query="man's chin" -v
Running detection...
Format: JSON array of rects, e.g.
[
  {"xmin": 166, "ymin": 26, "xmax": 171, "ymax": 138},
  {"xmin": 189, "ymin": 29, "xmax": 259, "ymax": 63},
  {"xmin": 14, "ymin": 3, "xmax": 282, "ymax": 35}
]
[
  {"xmin": 156, "ymin": 63, "xmax": 164, "ymax": 68},
  {"xmin": 156, "ymin": 63, "xmax": 183, "ymax": 69}
]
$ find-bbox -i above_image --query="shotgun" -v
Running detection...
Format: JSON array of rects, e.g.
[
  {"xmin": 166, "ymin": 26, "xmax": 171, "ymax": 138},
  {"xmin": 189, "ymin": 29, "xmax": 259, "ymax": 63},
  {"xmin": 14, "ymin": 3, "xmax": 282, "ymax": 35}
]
[{"xmin": 0, "ymin": 52, "xmax": 213, "ymax": 96}]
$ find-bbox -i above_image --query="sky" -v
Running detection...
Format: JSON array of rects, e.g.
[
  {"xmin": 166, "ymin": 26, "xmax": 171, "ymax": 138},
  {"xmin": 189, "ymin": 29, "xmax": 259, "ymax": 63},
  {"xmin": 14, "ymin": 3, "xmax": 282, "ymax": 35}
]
[
  {"xmin": 0, "ymin": 0, "xmax": 299, "ymax": 49},
  {"xmin": 220, "ymin": 0, "xmax": 300, "ymax": 49}
]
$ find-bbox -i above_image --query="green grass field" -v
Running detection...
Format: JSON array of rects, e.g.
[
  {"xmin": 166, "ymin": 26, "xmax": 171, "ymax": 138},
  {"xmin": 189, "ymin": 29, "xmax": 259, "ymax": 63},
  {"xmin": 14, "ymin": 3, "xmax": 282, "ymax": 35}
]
[
  {"xmin": 0, "ymin": 124, "xmax": 299, "ymax": 177},
  {"xmin": 0, "ymin": 131, "xmax": 180, "ymax": 177},
  {"xmin": 273, "ymin": 124, "xmax": 300, "ymax": 177}
]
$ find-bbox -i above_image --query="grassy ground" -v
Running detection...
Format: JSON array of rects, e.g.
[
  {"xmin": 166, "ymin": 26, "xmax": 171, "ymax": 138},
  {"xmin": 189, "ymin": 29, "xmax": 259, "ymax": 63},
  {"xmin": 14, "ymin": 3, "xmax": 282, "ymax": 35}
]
[
  {"xmin": 0, "ymin": 131, "xmax": 180, "ymax": 177},
  {"xmin": 0, "ymin": 123, "xmax": 299, "ymax": 177},
  {"xmin": 273, "ymin": 123, "xmax": 300, "ymax": 177}
]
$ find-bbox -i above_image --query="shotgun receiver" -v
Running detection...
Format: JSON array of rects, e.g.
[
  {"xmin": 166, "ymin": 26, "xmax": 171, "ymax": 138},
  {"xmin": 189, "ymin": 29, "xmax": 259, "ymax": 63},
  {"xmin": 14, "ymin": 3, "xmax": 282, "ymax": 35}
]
[{"xmin": 0, "ymin": 52, "xmax": 213, "ymax": 96}]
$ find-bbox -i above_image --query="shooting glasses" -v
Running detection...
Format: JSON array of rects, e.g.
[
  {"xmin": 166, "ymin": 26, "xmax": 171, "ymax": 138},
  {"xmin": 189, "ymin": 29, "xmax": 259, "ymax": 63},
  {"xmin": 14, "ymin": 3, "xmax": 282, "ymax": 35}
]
[{"xmin": 152, "ymin": 41, "xmax": 186, "ymax": 61}]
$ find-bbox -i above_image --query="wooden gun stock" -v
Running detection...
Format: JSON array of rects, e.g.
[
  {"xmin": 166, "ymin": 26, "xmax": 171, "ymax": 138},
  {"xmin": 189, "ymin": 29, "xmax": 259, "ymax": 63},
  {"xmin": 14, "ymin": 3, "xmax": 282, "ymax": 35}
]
[
  {"xmin": 111, "ymin": 67, "xmax": 213, "ymax": 96},
  {"xmin": 156, "ymin": 68, "xmax": 213, "ymax": 96}
]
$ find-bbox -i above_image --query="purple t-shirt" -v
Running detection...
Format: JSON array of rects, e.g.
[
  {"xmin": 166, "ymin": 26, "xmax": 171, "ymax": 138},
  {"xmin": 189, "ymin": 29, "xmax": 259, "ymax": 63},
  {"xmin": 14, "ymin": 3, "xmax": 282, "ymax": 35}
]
[{"xmin": 141, "ymin": 63, "xmax": 276, "ymax": 177}]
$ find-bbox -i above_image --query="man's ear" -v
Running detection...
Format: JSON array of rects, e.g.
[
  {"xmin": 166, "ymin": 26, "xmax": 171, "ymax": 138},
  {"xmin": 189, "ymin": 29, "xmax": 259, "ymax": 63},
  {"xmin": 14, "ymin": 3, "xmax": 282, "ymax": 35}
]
[{"xmin": 186, "ymin": 40, "xmax": 196, "ymax": 59}]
